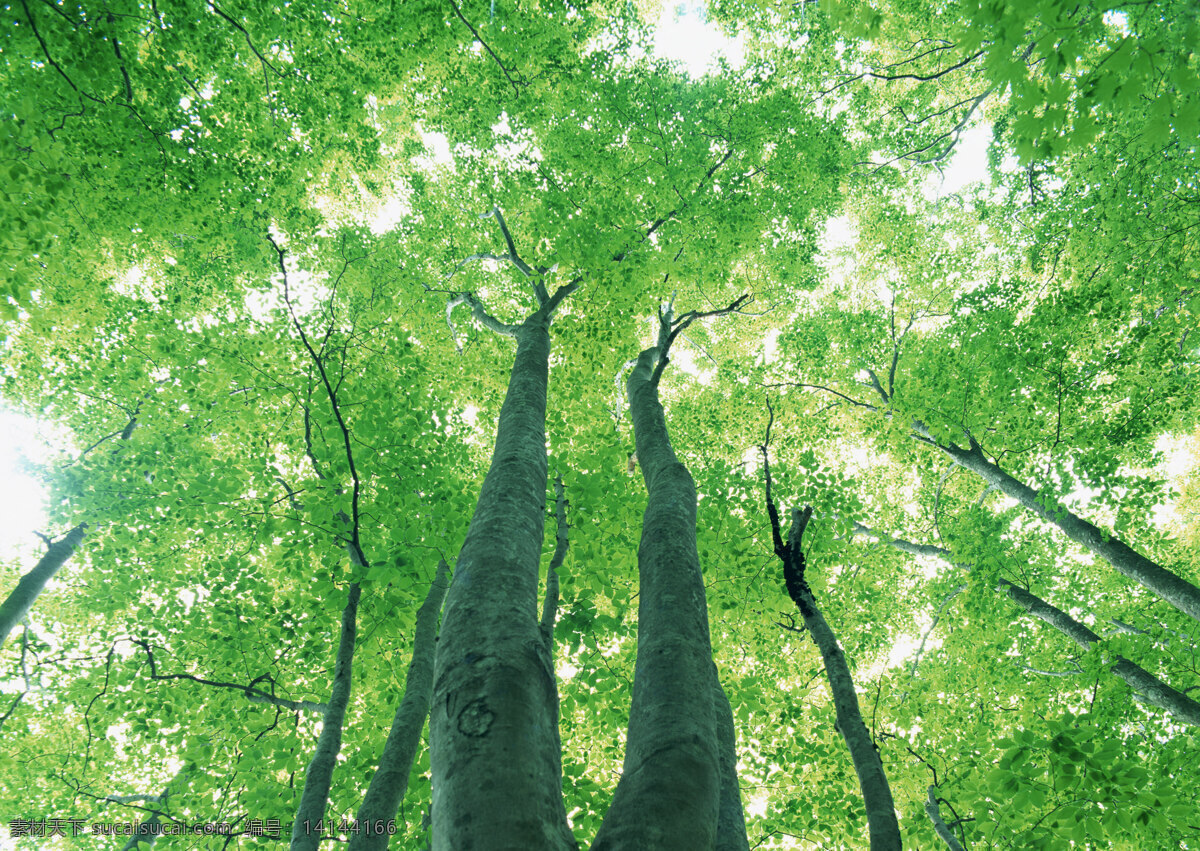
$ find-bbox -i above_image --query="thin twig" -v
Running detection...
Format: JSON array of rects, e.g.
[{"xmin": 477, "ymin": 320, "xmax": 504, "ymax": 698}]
[
  {"xmin": 268, "ymin": 235, "xmax": 367, "ymax": 568},
  {"xmin": 447, "ymin": 0, "xmax": 522, "ymax": 94},
  {"xmin": 206, "ymin": 1, "xmax": 286, "ymax": 79}
]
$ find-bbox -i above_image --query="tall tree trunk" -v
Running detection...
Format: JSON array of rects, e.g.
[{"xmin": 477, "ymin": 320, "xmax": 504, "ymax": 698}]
[
  {"xmin": 0, "ymin": 523, "xmax": 87, "ymax": 649},
  {"xmin": 537, "ymin": 473, "xmax": 573, "ymax": 834},
  {"xmin": 592, "ymin": 342, "xmax": 746, "ymax": 850},
  {"xmin": 789, "ymin": 579, "xmax": 901, "ymax": 850},
  {"xmin": 430, "ymin": 304, "xmax": 575, "ymax": 851},
  {"xmin": 761, "ymin": 441, "xmax": 899, "ymax": 851},
  {"xmin": 854, "ymin": 524, "xmax": 1200, "ymax": 726},
  {"xmin": 926, "ymin": 433, "xmax": 1200, "ymax": 623},
  {"xmin": 349, "ymin": 560, "xmax": 450, "ymax": 851},
  {"xmin": 290, "ymin": 582, "xmax": 362, "ymax": 851}
]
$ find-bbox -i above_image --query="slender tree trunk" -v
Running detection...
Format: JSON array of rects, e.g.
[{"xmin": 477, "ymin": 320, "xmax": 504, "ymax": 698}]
[
  {"xmin": 854, "ymin": 524, "xmax": 1200, "ymax": 726},
  {"xmin": 0, "ymin": 523, "xmax": 87, "ymax": 649},
  {"xmin": 349, "ymin": 560, "xmax": 450, "ymax": 851},
  {"xmin": 924, "ymin": 787, "xmax": 965, "ymax": 851},
  {"xmin": 430, "ymin": 307, "xmax": 575, "ymax": 851},
  {"xmin": 929, "ymin": 435, "xmax": 1200, "ymax": 623},
  {"xmin": 763, "ymin": 483, "xmax": 898, "ymax": 848},
  {"xmin": 4, "ymin": 404, "xmax": 144, "ymax": 650},
  {"xmin": 592, "ymin": 344, "xmax": 745, "ymax": 850},
  {"xmin": 290, "ymin": 582, "xmax": 362, "ymax": 851},
  {"xmin": 789, "ymin": 580, "xmax": 901, "ymax": 851}
]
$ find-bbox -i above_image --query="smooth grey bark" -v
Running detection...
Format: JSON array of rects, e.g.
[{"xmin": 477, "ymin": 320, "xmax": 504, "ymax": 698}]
[
  {"xmin": 536, "ymin": 474, "xmax": 573, "ymax": 846},
  {"xmin": 1105, "ymin": 616, "xmax": 1190, "ymax": 647},
  {"xmin": 0, "ymin": 523, "xmax": 87, "ymax": 649},
  {"xmin": 923, "ymin": 430, "xmax": 1200, "ymax": 624},
  {"xmin": 853, "ymin": 524, "xmax": 1200, "ymax": 727},
  {"xmin": 924, "ymin": 786, "xmax": 966, "ymax": 851},
  {"xmin": 430, "ymin": 288, "xmax": 577, "ymax": 851},
  {"xmin": 592, "ymin": 340, "xmax": 744, "ymax": 850},
  {"xmin": 349, "ymin": 560, "xmax": 451, "ymax": 851},
  {"xmin": 1002, "ymin": 583, "xmax": 1200, "ymax": 726},
  {"xmin": 848, "ymin": 377, "xmax": 1200, "ymax": 623},
  {"xmin": 713, "ymin": 678, "xmax": 750, "ymax": 851},
  {"xmin": 290, "ymin": 581, "xmax": 363, "ymax": 851}
]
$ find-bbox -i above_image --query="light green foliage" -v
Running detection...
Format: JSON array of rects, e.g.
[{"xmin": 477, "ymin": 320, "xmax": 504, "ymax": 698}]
[
  {"xmin": 1, "ymin": 0, "xmax": 1197, "ymax": 849},
  {"xmin": 816, "ymin": 0, "xmax": 1199, "ymax": 162}
]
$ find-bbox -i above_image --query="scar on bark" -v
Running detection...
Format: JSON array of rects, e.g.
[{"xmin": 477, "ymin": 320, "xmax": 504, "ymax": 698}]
[{"xmin": 457, "ymin": 698, "xmax": 495, "ymax": 737}]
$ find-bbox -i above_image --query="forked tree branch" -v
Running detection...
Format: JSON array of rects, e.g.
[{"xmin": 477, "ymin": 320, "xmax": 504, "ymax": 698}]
[
  {"xmin": 925, "ymin": 786, "xmax": 968, "ymax": 851},
  {"xmin": 206, "ymin": 0, "xmax": 286, "ymax": 79},
  {"xmin": 445, "ymin": 291, "xmax": 521, "ymax": 350},
  {"xmin": 443, "ymin": 208, "xmax": 577, "ymax": 350},
  {"xmin": 759, "ymin": 398, "xmax": 786, "ymax": 558},
  {"xmin": 763, "ymin": 381, "xmax": 879, "ymax": 411},
  {"xmin": 650, "ymin": 293, "xmax": 751, "ymax": 384}
]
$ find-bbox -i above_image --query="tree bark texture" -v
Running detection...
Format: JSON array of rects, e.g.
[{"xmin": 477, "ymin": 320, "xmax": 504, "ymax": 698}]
[
  {"xmin": 713, "ymin": 678, "xmax": 751, "ymax": 851},
  {"xmin": 539, "ymin": 475, "xmax": 569, "ymax": 651},
  {"xmin": 790, "ymin": 583, "xmax": 901, "ymax": 851},
  {"xmin": 591, "ymin": 346, "xmax": 744, "ymax": 850},
  {"xmin": 290, "ymin": 582, "xmax": 362, "ymax": 851},
  {"xmin": 856, "ymin": 525, "xmax": 1200, "ymax": 726},
  {"xmin": 430, "ymin": 311, "xmax": 575, "ymax": 851},
  {"xmin": 349, "ymin": 560, "xmax": 451, "ymax": 851},
  {"xmin": 0, "ymin": 523, "xmax": 87, "ymax": 649},
  {"xmin": 934, "ymin": 438, "xmax": 1200, "ymax": 623}
]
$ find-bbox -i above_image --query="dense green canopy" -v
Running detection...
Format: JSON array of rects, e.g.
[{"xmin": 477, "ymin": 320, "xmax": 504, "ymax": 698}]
[{"xmin": 1, "ymin": 0, "xmax": 1197, "ymax": 848}]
